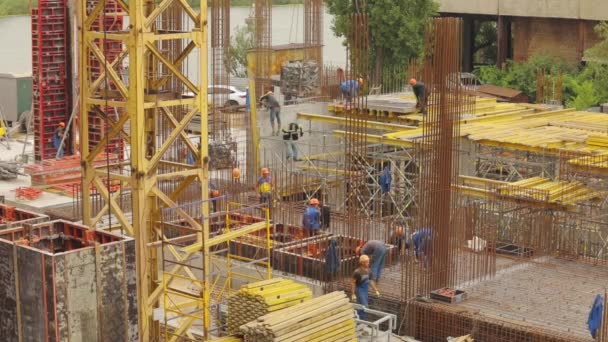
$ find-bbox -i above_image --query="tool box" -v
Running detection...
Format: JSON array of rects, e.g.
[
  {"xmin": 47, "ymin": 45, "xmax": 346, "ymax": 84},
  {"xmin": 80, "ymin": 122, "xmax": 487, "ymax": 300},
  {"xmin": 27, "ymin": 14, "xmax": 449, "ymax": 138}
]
[{"xmin": 430, "ymin": 287, "xmax": 467, "ymax": 304}]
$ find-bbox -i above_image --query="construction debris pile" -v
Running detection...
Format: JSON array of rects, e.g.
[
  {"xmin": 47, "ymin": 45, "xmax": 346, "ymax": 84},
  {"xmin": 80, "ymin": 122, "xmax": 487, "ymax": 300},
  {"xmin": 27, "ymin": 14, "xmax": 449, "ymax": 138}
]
[
  {"xmin": 239, "ymin": 291, "xmax": 356, "ymax": 342},
  {"xmin": 0, "ymin": 161, "xmax": 22, "ymax": 180},
  {"xmin": 227, "ymin": 278, "xmax": 312, "ymax": 334},
  {"xmin": 281, "ymin": 60, "xmax": 320, "ymax": 98},
  {"xmin": 209, "ymin": 140, "xmax": 237, "ymax": 170}
]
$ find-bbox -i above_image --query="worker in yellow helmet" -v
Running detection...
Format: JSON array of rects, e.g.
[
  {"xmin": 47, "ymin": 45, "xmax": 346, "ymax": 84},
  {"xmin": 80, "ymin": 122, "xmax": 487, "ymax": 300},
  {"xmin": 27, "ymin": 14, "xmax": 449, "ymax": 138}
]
[{"xmin": 257, "ymin": 168, "xmax": 273, "ymax": 208}]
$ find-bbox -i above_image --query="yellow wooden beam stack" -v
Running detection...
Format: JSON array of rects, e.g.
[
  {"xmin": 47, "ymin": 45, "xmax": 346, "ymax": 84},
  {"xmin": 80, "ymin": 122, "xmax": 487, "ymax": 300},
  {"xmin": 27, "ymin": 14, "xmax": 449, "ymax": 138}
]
[
  {"xmin": 239, "ymin": 291, "xmax": 356, "ymax": 342},
  {"xmin": 227, "ymin": 278, "xmax": 312, "ymax": 334}
]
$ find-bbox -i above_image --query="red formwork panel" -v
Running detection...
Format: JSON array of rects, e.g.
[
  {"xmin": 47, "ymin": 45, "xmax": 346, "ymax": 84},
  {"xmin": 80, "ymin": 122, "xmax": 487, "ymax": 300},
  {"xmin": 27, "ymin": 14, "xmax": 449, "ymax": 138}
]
[{"xmin": 31, "ymin": 0, "xmax": 70, "ymax": 160}]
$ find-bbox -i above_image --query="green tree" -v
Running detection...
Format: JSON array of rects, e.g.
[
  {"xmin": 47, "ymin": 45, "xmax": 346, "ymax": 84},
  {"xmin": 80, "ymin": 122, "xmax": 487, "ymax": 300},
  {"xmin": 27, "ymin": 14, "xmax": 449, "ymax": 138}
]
[
  {"xmin": 227, "ymin": 23, "xmax": 254, "ymax": 78},
  {"xmin": 475, "ymin": 55, "xmax": 577, "ymax": 103},
  {"xmin": 585, "ymin": 22, "xmax": 608, "ymax": 64},
  {"xmin": 566, "ymin": 79, "xmax": 599, "ymax": 110},
  {"xmin": 0, "ymin": 0, "xmax": 31, "ymax": 16},
  {"xmin": 325, "ymin": 0, "xmax": 438, "ymax": 83},
  {"xmin": 473, "ymin": 21, "xmax": 497, "ymax": 65}
]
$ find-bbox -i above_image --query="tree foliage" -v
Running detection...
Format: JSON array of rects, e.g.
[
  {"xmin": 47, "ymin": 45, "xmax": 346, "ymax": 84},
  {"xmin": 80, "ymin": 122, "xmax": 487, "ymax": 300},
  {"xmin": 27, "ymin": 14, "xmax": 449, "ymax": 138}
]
[
  {"xmin": 476, "ymin": 55, "xmax": 577, "ymax": 103},
  {"xmin": 585, "ymin": 22, "xmax": 608, "ymax": 64},
  {"xmin": 227, "ymin": 23, "xmax": 254, "ymax": 78},
  {"xmin": 0, "ymin": 0, "xmax": 31, "ymax": 16},
  {"xmin": 325, "ymin": 0, "xmax": 438, "ymax": 82}
]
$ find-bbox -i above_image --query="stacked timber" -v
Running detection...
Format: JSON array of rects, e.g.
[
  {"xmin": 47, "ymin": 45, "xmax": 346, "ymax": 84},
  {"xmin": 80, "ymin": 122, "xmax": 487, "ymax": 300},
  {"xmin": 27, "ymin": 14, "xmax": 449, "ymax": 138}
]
[
  {"xmin": 211, "ymin": 337, "xmax": 243, "ymax": 342},
  {"xmin": 239, "ymin": 291, "xmax": 356, "ymax": 342},
  {"xmin": 227, "ymin": 278, "xmax": 312, "ymax": 334}
]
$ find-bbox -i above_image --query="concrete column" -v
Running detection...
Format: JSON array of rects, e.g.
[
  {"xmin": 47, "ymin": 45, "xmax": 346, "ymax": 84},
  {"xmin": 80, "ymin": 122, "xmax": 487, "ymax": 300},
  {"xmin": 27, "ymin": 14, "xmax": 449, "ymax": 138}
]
[
  {"xmin": 578, "ymin": 19, "xmax": 586, "ymax": 62},
  {"xmin": 497, "ymin": 16, "xmax": 511, "ymax": 68},
  {"xmin": 462, "ymin": 17, "xmax": 475, "ymax": 72}
]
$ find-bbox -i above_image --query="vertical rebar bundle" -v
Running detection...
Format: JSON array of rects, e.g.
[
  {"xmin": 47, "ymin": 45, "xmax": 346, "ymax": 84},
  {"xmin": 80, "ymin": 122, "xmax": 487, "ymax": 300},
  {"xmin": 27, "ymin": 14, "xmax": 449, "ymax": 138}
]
[
  {"xmin": 413, "ymin": 17, "xmax": 470, "ymax": 294},
  {"xmin": 253, "ymin": 0, "xmax": 272, "ymax": 97},
  {"xmin": 211, "ymin": 0, "xmax": 231, "ymax": 138},
  {"xmin": 304, "ymin": 0, "xmax": 323, "ymax": 73}
]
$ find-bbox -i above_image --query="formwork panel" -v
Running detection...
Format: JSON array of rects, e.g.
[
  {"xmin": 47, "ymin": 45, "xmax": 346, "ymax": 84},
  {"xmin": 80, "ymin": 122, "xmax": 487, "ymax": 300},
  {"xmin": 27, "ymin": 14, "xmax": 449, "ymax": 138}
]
[
  {"xmin": 17, "ymin": 247, "xmax": 45, "ymax": 342},
  {"xmin": 0, "ymin": 204, "xmax": 48, "ymax": 230},
  {"xmin": 0, "ymin": 220, "xmax": 137, "ymax": 341},
  {"xmin": 0, "ymin": 243, "xmax": 17, "ymax": 342},
  {"xmin": 273, "ymin": 235, "xmax": 397, "ymax": 281}
]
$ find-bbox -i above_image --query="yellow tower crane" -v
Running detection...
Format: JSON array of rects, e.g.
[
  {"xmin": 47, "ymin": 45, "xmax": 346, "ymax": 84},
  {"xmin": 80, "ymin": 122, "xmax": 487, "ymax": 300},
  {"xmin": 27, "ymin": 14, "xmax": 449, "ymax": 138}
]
[
  {"xmin": 78, "ymin": 1, "xmax": 272, "ymax": 340},
  {"xmin": 78, "ymin": 0, "xmax": 210, "ymax": 340}
]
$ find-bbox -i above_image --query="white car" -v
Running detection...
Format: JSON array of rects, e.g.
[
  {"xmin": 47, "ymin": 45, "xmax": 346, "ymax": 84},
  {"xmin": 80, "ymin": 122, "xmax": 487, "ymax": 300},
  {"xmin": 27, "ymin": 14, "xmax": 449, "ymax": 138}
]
[
  {"xmin": 182, "ymin": 85, "xmax": 247, "ymax": 108},
  {"xmin": 208, "ymin": 85, "xmax": 247, "ymax": 108}
]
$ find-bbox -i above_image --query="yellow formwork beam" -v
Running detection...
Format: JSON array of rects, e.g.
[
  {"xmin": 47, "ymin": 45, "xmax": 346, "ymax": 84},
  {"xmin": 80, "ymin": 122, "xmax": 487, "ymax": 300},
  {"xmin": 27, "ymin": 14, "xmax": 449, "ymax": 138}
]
[
  {"xmin": 333, "ymin": 130, "xmax": 417, "ymax": 148},
  {"xmin": 297, "ymin": 112, "xmax": 417, "ymax": 131}
]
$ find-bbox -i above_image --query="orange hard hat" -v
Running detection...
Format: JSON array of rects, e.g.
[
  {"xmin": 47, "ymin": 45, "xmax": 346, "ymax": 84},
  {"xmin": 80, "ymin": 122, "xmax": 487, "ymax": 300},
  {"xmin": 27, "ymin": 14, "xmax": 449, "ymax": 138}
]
[
  {"xmin": 261, "ymin": 168, "xmax": 270, "ymax": 175},
  {"xmin": 310, "ymin": 198, "xmax": 319, "ymax": 205},
  {"xmin": 210, "ymin": 189, "xmax": 220, "ymax": 198},
  {"xmin": 59, "ymin": 122, "xmax": 65, "ymax": 128},
  {"xmin": 232, "ymin": 167, "xmax": 241, "ymax": 179},
  {"xmin": 409, "ymin": 78, "xmax": 417, "ymax": 86},
  {"xmin": 358, "ymin": 78, "xmax": 364, "ymax": 84}
]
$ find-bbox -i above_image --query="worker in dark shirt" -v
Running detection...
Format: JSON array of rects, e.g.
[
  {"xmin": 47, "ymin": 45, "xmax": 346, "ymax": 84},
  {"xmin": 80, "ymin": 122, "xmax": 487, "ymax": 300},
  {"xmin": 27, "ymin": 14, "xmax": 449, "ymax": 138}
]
[
  {"xmin": 282, "ymin": 122, "xmax": 303, "ymax": 161},
  {"xmin": 409, "ymin": 79, "xmax": 427, "ymax": 115},
  {"xmin": 356, "ymin": 240, "xmax": 387, "ymax": 294},
  {"xmin": 260, "ymin": 91, "xmax": 281, "ymax": 136},
  {"xmin": 351, "ymin": 254, "xmax": 380, "ymax": 320}
]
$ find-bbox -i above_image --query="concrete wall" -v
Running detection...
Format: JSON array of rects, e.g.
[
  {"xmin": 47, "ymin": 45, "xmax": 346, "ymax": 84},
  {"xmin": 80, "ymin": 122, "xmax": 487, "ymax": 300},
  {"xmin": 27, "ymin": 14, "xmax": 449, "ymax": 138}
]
[
  {"xmin": 438, "ymin": 0, "xmax": 608, "ymax": 20},
  {"xmin": 512, "ymin": 17, "xmax": 602, "ymax": 63},
  {"xmin": 0, "ymin": 237, "xmax": 137, "ymax": 342}
]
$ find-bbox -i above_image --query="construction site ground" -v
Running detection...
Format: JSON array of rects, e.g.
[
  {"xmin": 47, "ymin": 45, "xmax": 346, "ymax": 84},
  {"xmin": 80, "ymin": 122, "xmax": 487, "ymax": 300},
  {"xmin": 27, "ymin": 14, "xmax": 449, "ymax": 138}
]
[{"xmin": 455, "ymin": 256, "xmax": 604, "ymax": 340}]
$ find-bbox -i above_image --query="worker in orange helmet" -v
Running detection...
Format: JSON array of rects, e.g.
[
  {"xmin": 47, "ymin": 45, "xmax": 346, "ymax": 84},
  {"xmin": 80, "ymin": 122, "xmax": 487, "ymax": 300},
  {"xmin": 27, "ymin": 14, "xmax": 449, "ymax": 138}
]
[
  {"xmin": 53, "ymin": 122, "xmax": 66, "ymax": 158},
  {"xmin": 257, "ymin": 168, "xmax": 273, "ymax": 208},
  {"xmin": 340, "ymin": 77, "xmax": 364, "ymax": 103},
  {"xmin": 209, "ymin": 182, "xmax": 220, "ymax": 213},
  {"xmin": 409, "ymin": 78, "xmax": 428, "ymax": 115},
  {"xmin": 302, "ymin": 198, "xmax": 321, "ymax": 237}
]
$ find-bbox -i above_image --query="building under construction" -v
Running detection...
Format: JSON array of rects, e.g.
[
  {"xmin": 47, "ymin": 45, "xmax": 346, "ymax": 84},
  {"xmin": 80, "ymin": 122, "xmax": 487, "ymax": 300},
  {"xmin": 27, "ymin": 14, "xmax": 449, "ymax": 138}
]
[{"xmin": 0, "ymin": 0, "xmax": 607, "ymax": 341}]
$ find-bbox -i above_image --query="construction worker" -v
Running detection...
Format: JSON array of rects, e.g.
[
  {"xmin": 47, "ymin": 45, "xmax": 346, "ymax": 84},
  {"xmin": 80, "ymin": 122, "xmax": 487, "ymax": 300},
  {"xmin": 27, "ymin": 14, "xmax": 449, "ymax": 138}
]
[
  {"xmin": 356, "ymin": 240, "xmax": 387, "ymax": 294},
  {"xmin": 259, "ymin": 91, "xmax": 281, "ymax": 136},
  {"xmin": 340, "ymin": 78, "xmax": 363, "ymax": 103},
  {"xmin": 302, "ymin": 198, "xmax": 321, "ymax": 236},
  {"xmin": 409, "ymin": 227, "xmax": 433, "ymax": 268},
  {"xmin": 391, "ymin": 225, "xmax": 406, "ymax": 255},
  {"xmin": 282, "ymin": 122, "xmax": 303, "ymax": 161},
  {"xmin": 410, "ymin": 79, "xmax": 428, "ymax": 115},
  {"xmin": 53, "ymin": 122, "xmax": 66, "ymax": 158},
  {"xmin": 257, "ymin": 168, "xmax": 273, "ymax": 208},
  {"xmin": 209, "ymin": 183, "xmax": 220, "ymax": 213},
  {"xmin": 351, "ymin": 254, "xmax": 380, "ymax": 320}
]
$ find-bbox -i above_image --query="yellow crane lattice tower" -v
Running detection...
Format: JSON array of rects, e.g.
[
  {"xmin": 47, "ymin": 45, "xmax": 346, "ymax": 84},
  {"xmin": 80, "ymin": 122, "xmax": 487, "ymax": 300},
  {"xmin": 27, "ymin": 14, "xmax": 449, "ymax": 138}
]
[{"xmin": 78, "ymin": 0, "xmax": 209, "ymax": 340}]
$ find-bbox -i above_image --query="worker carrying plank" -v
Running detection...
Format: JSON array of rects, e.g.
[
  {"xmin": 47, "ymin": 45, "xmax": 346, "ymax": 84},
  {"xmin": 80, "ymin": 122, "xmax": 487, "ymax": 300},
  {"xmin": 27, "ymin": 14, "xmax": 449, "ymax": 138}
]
[
  {"xmin": 356, "ymin": 240, "xmax": 387, "ymax": 297},
  {"xmin": 351, "ymin": 254, "xmax": 380, "ymax": 320},
  {"xmin": 410, "ymin": 78, "xmax": 428, "ymax": 115},
  {"xmin": 302, "ymin": 198, "xmax": 321, "ymax": 236},
  {"xmin": 340, "ymin": 78, "xmax": 363, "ymax": 103},
  {"xmin": 259, "ymin": 91, "xmax": 281, "ymax": 136}
]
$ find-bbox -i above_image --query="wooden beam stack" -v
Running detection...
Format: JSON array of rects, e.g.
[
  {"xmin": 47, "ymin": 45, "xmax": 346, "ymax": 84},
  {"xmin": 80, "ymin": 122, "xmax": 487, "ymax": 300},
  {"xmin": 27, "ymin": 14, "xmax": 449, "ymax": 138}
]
[
  {"xmin": 239, "ymin": 291, "xmax": 356, "ymax": 342},
  {"xmin": 227, "ymin": 278, "xmax": 312, "ymax": 334}
]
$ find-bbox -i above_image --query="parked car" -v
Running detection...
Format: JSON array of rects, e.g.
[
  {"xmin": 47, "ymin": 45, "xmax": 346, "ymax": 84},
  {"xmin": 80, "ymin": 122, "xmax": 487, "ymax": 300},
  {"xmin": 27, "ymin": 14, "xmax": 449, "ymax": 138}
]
[
  {"xmin": 182, "ymin": 85, "xmax": 247, "ymax": 108},
  {"xmin": 208, "ymin": 85, "xmax": 247, "ymax": 108}
]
